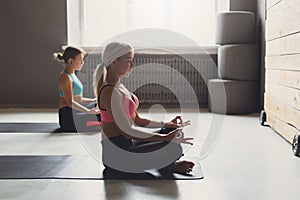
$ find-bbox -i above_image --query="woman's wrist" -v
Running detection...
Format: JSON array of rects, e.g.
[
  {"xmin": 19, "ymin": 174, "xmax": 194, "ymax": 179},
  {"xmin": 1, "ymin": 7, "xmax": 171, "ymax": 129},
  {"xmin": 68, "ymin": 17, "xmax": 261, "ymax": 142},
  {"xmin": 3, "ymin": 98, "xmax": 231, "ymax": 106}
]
[
  {"xmin": 160, "ymin": 121, "xmax": 165, "ymax": 128},
  {"xmin": 145, "ymin": 120, "xmax": 166, "ymax": 128}
]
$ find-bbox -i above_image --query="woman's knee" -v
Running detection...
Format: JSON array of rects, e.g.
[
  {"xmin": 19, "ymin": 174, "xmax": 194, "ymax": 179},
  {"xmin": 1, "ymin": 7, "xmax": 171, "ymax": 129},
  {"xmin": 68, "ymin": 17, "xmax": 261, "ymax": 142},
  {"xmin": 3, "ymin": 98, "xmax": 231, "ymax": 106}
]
[{"xmin": 168, "ymin": 142, "xmax": 183, "ymax": 158}]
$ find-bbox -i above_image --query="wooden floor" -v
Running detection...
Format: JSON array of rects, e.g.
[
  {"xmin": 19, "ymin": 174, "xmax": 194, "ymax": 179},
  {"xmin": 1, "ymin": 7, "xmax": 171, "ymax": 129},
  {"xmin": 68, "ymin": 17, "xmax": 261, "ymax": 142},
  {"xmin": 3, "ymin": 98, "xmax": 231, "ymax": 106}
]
[{"xmin": 0, "ymin": 108, "xmax": 300, "ymax": 200}]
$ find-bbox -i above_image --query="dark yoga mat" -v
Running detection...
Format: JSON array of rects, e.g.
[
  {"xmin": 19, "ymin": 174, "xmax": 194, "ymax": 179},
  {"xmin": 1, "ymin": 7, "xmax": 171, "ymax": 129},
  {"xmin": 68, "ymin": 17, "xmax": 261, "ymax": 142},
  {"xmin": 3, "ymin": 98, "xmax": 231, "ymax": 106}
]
[
  {"xmin": 0, "ymin": 155, "xmax": 204, "ymax": 180},
  {"xmin": 0, "ymin": 123, "xmax": 101, "ymax": 133},
  {"xmin": 0, "ymin": 123, "xmax": 61, "ymax": 133}
]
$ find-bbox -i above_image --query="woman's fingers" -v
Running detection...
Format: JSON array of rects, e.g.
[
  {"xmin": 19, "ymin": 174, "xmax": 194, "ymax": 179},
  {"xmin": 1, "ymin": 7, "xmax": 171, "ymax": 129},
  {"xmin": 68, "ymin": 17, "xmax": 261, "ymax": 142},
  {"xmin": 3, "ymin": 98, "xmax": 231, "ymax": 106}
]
[
  {"xmin": 182, "ymin": 120, "xmax": 191, "ymax": 125},
  {"xmin": 175, "ymin": 121, "xmax": 191, "ymax": 128},
  {"xmin": 180, "ymin": 138, "xmax": 194, "ymax": 145},
  {"xmin": 175, "ymin": 138, "xmax": 193, "ymax": 145},
  {"xmin": 168, "ymin": 128, "xmax": 182, "ymax": 138},
  {"xmin": 179, "ymin": 120, "xmax": 191, "ymax": 127},
  {"xmin": 172, "ymin": 131, "xmax": 193, "ymax": 145},
  {"xmin": 89, "ymin": 107, "xmax": 100, "ymax": 114},
  {"xmin": 168, "ymin": 120, "xmax": 191, "ymax": 128},
  {"xmin": 177, "ymin": 138, "xmax": 193, "ymax": 145},
  {"xmin": 172, "ymin": 116, "xmax": 183, "ymax": 124}
]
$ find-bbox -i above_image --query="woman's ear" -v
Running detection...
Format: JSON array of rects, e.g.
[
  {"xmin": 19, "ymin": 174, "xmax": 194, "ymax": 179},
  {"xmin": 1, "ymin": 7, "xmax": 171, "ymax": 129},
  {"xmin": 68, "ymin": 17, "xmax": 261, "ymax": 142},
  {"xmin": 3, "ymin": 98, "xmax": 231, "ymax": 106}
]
[
  {"xmin": 110, "ymin": 60, "xmax": 117, "ymax": 67},
  {"xmin": 68, "ymin": 58, "xmax": 73, "ymax": 65}
]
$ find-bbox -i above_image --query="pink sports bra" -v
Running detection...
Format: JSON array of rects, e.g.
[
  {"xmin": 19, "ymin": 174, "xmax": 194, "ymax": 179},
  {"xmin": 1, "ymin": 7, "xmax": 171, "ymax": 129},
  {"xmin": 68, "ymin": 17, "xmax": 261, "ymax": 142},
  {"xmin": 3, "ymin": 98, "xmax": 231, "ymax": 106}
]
[{"xmin": 98, "ymin": 85, "xmax": 139, "ymax": 123}]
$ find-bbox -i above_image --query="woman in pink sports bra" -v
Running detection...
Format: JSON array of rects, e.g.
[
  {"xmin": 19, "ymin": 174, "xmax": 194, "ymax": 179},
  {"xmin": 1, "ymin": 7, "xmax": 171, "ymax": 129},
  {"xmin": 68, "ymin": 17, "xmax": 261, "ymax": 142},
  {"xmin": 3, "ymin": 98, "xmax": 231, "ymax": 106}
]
[{"xmin": 93, "ymin": 41, "xmax": 195, "ymax": 177}]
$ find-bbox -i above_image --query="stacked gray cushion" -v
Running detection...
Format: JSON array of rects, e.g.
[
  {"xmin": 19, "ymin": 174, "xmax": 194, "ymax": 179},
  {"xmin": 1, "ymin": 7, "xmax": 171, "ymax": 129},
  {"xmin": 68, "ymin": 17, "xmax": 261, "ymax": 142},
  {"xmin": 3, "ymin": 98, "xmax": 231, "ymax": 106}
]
[
  {"xmin": 229, "ymin": 0, "xmax": 257, "ymax": 13},
  {"xmin": 216, "ymin": 11, "xmax": 255, "ymax": 45},
  {"xmin": 218, "ymin": 44, "xmax": 259, "ymax": 80},
  {"xmin": 209, "ymin": 4, "xmax": 259, "ymax": 115},
  {"xmin": 208, "ymin": 79, "xmax": 258, "ymax": 114}
]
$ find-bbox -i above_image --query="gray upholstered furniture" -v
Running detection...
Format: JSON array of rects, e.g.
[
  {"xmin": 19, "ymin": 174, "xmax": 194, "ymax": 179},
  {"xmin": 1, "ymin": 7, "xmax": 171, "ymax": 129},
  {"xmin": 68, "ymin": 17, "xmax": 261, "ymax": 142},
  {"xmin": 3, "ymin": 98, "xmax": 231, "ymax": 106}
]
[
  {"xmin": 209, "ymin": 3, "xmax": 259, "ymax": 114},
  {"xmin": 208, "ymin": 79, "xmax": 258, "ymax": 114},
  {"xmin": 218, "ymin": 44, "xmax": 259, "ymax": 81},
  {"xmin": 216, "ymin": 11, "xmax": 255, "ymax": 45}
]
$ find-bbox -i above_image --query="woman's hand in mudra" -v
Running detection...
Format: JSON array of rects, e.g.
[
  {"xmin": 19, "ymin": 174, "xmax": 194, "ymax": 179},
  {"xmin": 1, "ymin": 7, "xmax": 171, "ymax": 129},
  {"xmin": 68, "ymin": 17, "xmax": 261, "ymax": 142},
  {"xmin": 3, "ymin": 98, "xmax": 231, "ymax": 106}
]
[
  {"xmin": 164, "ymin": 128, "xmax": 193, "ymax": 145},
  {"xmin": 164, "ymin": 116, "xmax": 191, "ymax": 128},
  {"xmin": 87, "ymin": 107, "xmax": 100, "ymax": 114}
]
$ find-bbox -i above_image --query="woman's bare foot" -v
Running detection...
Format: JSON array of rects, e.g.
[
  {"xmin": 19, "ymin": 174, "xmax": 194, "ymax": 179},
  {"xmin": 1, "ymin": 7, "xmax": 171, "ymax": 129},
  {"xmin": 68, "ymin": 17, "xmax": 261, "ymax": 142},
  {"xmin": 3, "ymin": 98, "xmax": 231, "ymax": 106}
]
[{"xmin": 170, "ymin": 160, "xmax": 195, "ymax": 174}]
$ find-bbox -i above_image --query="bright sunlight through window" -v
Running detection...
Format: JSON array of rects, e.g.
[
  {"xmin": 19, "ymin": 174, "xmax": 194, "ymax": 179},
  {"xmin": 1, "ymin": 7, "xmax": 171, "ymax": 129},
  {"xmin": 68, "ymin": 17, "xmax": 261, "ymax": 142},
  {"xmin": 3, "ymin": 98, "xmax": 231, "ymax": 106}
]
[{"xmin": 67, "ymin": 0, "xmax": 219, "ymax": 47}]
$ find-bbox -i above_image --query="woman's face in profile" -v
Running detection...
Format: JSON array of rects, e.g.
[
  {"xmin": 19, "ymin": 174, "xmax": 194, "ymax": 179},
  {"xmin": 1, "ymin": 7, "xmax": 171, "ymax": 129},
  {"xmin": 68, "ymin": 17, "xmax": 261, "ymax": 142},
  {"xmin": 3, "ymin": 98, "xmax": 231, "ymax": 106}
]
[
  {"xmin": 71, "ymin": 53, "xmax": 85, "ymax": 71},
  {"xmin": 116, "ymin": 51, "xmax": 134, "ymax": 77}
]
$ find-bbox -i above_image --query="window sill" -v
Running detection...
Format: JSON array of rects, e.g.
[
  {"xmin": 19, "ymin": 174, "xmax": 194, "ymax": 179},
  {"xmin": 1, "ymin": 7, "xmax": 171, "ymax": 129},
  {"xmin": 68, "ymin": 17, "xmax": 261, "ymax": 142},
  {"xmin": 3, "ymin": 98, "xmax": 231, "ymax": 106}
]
[{"xmin": 63, "ymin": 45, "xmax": 219, "ymax": 55}]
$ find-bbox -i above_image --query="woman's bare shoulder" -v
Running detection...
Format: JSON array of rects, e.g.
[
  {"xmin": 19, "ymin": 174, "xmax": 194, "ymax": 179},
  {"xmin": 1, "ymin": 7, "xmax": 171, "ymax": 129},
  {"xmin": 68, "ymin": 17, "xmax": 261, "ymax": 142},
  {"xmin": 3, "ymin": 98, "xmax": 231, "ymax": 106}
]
[{"xmin": 58, "ymin": 73, "xmax": 72, "ymax": 83}]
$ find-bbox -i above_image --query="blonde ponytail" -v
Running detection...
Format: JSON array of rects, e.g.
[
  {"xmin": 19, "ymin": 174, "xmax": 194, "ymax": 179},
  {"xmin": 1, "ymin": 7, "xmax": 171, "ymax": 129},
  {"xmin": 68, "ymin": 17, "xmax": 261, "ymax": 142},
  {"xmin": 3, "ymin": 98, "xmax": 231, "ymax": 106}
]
[{"xmin": 93, "ymin": 64, "xmax": 107, "ymax": 99}]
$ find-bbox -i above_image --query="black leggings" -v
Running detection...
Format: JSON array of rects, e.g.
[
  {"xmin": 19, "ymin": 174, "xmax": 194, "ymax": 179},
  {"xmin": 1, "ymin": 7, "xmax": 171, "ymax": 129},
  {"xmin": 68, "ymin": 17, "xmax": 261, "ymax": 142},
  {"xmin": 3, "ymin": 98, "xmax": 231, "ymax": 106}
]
[
  {"xmin": 101, "ymin": 128, "xmax": 183, "ymax": 172},
  {"xmin": 58, "ymin": 102, "xmax": 101, "ymax": 132}
]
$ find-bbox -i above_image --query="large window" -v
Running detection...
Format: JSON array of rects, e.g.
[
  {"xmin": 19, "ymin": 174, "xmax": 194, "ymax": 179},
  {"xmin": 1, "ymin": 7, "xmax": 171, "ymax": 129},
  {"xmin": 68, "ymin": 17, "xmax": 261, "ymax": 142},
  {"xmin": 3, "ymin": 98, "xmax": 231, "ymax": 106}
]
[{"xmin": 68, "ymin": 0, "xmax": 221, "ymax": 47}]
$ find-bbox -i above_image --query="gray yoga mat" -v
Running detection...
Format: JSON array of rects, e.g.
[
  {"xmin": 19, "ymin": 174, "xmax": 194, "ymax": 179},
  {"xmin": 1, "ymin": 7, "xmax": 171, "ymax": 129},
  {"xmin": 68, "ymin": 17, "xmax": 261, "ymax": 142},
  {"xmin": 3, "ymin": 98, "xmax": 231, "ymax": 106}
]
[
  {"xmin": 0, "ymin": 155, "xmax": 204, "ymax": 180},
  {"xmin": 0, "ymin": 123, "xmax": 62, "ymax": 133}
]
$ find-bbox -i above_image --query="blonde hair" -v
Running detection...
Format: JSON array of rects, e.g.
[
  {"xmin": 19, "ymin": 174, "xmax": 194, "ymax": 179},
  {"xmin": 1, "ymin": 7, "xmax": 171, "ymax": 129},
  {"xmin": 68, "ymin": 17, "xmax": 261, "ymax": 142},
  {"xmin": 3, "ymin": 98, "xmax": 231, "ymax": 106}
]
[
  {"xmin": 93, "ymin": 63, "xmax": 107, "ymax": 98},
  {"xmin": 93, "ymin": 41, "xmax": 133, "ymax": 98}
]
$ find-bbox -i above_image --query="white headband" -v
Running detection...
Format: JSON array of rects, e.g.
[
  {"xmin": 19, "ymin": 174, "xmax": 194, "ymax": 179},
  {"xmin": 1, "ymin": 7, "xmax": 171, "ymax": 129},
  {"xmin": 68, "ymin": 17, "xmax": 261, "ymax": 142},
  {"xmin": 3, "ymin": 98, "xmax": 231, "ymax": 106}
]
[{"xmin": 102, "ymin": 41, "xmax": 133, "ymax": 67}]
